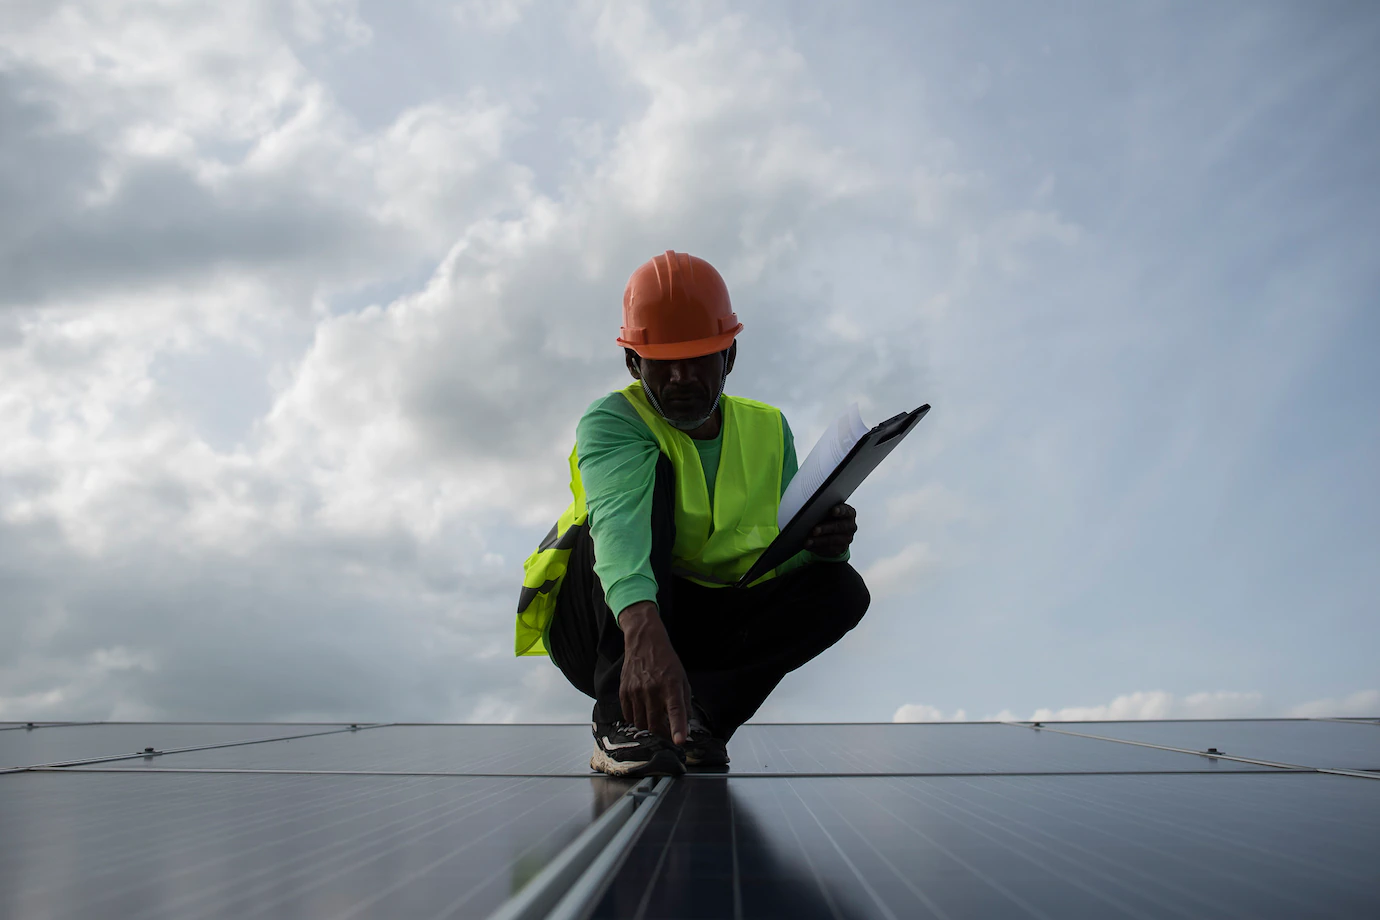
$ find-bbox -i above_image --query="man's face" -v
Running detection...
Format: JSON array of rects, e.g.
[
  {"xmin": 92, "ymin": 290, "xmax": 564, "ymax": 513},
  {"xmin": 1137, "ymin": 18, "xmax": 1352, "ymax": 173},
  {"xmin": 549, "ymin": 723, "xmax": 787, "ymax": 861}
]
[{"xmin": 628, "ymin": 346, "xmax": 735, "ymax": 424}]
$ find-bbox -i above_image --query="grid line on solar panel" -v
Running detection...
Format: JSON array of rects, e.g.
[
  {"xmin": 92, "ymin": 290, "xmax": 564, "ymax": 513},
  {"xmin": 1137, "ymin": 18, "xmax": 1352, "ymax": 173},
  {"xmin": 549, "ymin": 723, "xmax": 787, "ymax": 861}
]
[
  {"xmin": 865, "ymin": 775, "xmax": 1379, "ymax": 917},
  {"xmin": 54, "ymin": 724, "xmax": 599, "ymax": 774},
  {"xmin": 943, "ymin": 774, "xmax": 1367, "ymax": 906},
  {"xmin": 47, "ymin": 723, "xmax": 1307, "ymax": 777},
  {"xmin": 41, "ymin": 766, "xmax": 603, "ymax": 778},
  {"xmin": 4, "ymin": 774, "xmax": 465, "ymax": 885},
  {"xmin": 1024, "ymin": 719, "xmax": 1380, "ymax": 772},
  {"xmin": 42, "ymin": 765, "xmax": 1314, "ymax": 782},
  {"xmin": 40, "ymin": 726, "xmax": 391, "ymax": 769},
  {"xmin": 588, "ymin": 774, "xmax": 1380, "ymax": 920},
  {"xmin": 720, "ymin": 723, "xmax": 1285, "ymax": 774},
  {"xmin": 945, "ymin": 777, "xmax": 1379, "ymax": 912},
  {"xmin": 0, "ymin": 722, "xmax": 386, "ymax": 770},
  {"xmin": 0, "ymin": 771, "xmax": 630, "ymax": 920},
  {"xmin": 871, "ymin": 778, "xmax": 1281, "ymax": 917}
]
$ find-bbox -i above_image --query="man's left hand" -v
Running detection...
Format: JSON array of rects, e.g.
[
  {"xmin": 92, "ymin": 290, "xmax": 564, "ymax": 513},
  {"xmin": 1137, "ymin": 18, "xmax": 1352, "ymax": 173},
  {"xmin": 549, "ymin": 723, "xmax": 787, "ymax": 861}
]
[{"xmin": 805, "ymin": 503, "xmax": 857, "ymax": 557}]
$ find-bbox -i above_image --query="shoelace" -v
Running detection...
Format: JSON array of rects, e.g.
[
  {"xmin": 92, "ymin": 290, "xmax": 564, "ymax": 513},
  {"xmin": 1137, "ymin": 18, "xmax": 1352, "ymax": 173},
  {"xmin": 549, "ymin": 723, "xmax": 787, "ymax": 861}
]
[{"xmin": 612, "ymin": 721, "xmax": 656, "ymax": 740}]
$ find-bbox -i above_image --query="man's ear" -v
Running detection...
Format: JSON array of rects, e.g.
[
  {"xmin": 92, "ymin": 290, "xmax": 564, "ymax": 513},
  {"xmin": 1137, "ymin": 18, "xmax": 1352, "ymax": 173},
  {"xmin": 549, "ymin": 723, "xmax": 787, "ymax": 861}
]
[
  {"xmin": 625, "ymin": 348, "xmax": 643, "ymax": 380},
  {"xmin": 724, "ymin": 341, "xmax": 737, "ymax": 376}
]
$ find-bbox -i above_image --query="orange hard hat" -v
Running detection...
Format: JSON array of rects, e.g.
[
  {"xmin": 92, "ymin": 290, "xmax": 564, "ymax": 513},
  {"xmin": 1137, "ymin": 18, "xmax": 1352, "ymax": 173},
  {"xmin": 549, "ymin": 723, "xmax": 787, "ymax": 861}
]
[{"xmin": 616, "ymin": 251, "xmax": 743, "ymax": 360}]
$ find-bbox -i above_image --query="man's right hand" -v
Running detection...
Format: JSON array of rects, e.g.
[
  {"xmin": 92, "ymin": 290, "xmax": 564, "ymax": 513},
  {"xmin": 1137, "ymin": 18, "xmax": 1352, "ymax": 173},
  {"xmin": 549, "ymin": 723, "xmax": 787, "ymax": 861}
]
[{"xmin": 617, "ymin": 601, "xmax": 691, "ymax": 746}]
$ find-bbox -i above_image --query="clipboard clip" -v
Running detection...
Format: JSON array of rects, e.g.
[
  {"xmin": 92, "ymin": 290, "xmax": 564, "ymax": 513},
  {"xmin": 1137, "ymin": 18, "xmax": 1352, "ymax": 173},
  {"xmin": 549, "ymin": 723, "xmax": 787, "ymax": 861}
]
[{"xmin": 875, "ymin": 404, "xmax": 929, "ymax": 445}]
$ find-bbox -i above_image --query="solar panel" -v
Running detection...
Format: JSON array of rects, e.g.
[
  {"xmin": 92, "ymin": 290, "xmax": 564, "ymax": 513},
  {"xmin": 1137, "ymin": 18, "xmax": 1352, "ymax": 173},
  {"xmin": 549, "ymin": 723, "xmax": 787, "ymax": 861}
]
[
  {"xmin": 589, "ymin": 773, "xmax": 1380, "ymax": 919},
  {"xmin": 67, "ymin": 725, "xmax": 595, "ymax": 774},
  {"xmin": 721, "ymin": 723, "xmax": 1287, "ymax": 774},
  {"xmin": 1042, "ymin": 719, "xmax": 1380, "ymax": 770},
  {"xmin": 0, "ymin": 770, "xmax": 631, "ymax": 919},
  {"xmin": 0, "ymin": 722, "xmax": 361, "ymax": 770},
  {"xmin": 5, "ymin": 721, "xmax": 1377, "ymax": 919},
  {"xmin": 63, "ymin": 723, "xmax": 1291, "ymax": 777}
]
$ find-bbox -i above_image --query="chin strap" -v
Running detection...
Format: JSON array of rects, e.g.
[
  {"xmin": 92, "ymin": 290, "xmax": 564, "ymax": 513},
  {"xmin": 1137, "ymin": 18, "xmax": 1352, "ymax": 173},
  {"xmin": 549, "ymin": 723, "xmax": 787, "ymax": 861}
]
[{"xmin": 641, "ymin": 354, "xmax": 729, "ymax": 431}]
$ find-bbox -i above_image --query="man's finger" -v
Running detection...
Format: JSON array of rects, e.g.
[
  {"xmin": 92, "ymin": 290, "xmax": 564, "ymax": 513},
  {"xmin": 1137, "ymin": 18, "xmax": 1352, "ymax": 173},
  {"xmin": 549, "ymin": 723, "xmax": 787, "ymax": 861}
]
[
  {"xmin": 647, "ymin": 690, "xmax": 673, "ymax": 740},
  {"xmin": 665, "ymin": 685, "xmax": 689, "ymax": 747}
]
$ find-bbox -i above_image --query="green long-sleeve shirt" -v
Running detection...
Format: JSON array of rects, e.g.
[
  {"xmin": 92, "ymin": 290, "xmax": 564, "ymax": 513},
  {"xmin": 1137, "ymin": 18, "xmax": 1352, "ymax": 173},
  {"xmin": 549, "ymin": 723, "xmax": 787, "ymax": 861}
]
[{"xmin": 575, "ymin": 391, "xmax": 847, "ymax": 619}]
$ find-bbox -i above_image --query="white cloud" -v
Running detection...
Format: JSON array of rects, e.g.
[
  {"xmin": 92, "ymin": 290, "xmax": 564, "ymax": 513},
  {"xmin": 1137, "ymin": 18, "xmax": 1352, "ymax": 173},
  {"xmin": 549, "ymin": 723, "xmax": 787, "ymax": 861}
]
[
  {"xmin": 1029, "ymin": 690, "xmax": 1264, "ymax": 722},
  {"xmin": 453, "ymin": 0, "xmax": 532, "ymax": 33},
  {"xmin": 0, "ymin": 0, "xmax": 955, "ymax": 721},
  {"xmin": 1284, "ymin": 689, "xmax": 1380, "ymax": 719},
  {"xmin": 1, "ymin": 2, "xmax": 1373, "ymax": 726},
  {"xmin": 291, "ymin": 0, "xmax": 372, "ymax": 47},
  {"xmin": 863, "ymin": 542, "xmax": 940, "ymax": 597},
  {"xmin": 893, "ymin": 703, "xmax": 968, "ymax": 722},
  {"xmin": 892, "ymin": 690, "xmax": 1379, "ymax": 724}
]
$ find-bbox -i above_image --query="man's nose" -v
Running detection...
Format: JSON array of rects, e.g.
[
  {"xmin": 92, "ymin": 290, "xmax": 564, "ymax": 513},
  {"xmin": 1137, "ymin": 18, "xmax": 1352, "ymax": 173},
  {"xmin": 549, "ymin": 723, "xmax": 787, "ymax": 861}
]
[{"xmin": 666, "ymin": 361, "xmax": 693, "ymax": 384}]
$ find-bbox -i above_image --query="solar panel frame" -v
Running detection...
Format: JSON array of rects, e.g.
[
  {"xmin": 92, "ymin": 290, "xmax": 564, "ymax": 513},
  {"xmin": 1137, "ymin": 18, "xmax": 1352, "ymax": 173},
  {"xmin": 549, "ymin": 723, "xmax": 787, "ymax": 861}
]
[{"xmin": 1031, "ymin": 718, "xmax": 1380, "ymax": 771}]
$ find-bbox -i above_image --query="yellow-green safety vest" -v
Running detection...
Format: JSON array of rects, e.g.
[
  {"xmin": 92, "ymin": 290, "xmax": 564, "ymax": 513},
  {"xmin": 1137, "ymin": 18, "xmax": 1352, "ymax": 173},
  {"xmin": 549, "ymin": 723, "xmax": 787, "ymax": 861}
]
[{"xmin": 515, "ymin": 382, "xmax": 785, "ymax": 656}]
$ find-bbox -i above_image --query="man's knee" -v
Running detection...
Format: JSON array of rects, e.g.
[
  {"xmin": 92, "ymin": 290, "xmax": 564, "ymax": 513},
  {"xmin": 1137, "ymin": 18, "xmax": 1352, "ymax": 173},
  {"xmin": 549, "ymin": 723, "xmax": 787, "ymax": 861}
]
[
  {"xmin": 795, "ymin": 561, "xmax": 869, "ymax": 639},
  {"xmin": 833, "ymin": 562, "xmax": 870, "ymax": 631}
]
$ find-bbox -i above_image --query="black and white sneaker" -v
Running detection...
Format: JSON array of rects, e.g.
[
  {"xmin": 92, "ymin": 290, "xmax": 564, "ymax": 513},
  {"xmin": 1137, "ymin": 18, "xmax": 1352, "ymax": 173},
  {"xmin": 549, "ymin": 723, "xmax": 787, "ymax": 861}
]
[
  {"xmin": 682, "ymin": 705, "xmax": 729, "ymax": 768},
  {"xmin": 590, "ymin": 722, "xmax": 686, "ymax": 777}
]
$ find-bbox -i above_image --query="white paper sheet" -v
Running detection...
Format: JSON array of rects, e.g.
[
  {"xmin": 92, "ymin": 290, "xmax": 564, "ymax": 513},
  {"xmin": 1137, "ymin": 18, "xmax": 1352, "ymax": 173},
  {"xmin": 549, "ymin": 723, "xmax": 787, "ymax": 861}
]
[{"xmin": 778, "ymin": 403, "xmax": 869, "ymax": 529}]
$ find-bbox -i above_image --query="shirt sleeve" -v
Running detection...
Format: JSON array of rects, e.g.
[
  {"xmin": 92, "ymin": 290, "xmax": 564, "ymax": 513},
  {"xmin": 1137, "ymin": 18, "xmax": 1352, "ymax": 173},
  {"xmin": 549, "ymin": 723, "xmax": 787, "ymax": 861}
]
[
  {"xmin": 773, "ymin": 413, "xmax": 850, "ymax": 576},
  {"xmin": 575, "ymin": 395, "xmax": 661, "ymax": 621}
]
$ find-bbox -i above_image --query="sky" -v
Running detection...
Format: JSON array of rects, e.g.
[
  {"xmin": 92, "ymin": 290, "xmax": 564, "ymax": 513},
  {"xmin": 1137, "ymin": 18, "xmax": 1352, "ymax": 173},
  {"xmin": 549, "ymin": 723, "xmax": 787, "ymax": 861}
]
[{"xmin": 1, "ymin": 0, "xmax": 1377, "ymax": 724}]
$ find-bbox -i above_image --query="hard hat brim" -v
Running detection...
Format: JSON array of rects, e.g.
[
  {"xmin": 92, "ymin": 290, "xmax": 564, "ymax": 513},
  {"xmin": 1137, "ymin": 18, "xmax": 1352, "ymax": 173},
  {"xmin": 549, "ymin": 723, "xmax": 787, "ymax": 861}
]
[{"xmin": 616, "ymin": 325, "xmax": 742, "ymax": 361}]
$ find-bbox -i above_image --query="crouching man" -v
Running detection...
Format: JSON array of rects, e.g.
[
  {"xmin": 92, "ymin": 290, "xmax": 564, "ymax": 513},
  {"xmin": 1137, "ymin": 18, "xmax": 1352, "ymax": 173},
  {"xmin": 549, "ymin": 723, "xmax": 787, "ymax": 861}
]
[{"xmin": 516, "ymin": 251, "xmax": 871, "ymax": 776}]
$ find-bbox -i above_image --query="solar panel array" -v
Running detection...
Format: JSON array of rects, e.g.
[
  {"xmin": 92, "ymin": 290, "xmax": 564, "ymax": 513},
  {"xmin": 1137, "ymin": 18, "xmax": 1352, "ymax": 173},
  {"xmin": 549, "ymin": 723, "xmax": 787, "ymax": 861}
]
[{"xmin": 2, "ymin": 719, "xmax": 1377, "ymax": 918}]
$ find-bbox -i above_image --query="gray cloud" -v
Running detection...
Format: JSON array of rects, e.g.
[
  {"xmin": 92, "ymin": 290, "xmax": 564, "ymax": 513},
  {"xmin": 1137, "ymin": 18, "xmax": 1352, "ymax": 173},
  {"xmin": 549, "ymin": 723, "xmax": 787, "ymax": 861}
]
[
  {"xmin": 2, "ymin": 1, "xmax": 1377, "ymax": 726},
  {"xmin": 0, "ymin": 68, "xmax": 394, "ymax": 308}
]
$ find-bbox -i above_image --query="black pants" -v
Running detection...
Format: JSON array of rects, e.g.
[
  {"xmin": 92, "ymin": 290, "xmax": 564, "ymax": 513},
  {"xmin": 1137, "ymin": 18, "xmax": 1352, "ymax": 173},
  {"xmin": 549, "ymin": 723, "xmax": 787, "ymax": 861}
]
[{"xmin": 547, "ymin": 457, "xmax": 871, "ymax": 740}]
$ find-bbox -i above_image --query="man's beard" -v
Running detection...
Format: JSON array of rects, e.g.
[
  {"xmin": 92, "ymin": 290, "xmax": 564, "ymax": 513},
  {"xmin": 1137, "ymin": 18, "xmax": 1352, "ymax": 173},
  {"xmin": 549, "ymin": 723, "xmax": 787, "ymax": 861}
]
[
  {"xmin": 642, "ymin": 375, "xmax": 726, "ymax": 431},
  {"xmin": 658, "ymin": 389, "xmax": 712, "ymax": 422}
]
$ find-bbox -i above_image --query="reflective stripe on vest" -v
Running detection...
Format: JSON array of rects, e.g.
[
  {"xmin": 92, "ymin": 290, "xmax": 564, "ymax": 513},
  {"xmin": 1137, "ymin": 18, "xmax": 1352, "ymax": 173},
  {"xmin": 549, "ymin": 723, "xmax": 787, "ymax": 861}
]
[
  {"xmin": 513, "ymin": 384, "xmax": 784, "ymax": 657},
  {"xmin": 514, "ymin": 445, "xmax": 587, "ymax": 656}
]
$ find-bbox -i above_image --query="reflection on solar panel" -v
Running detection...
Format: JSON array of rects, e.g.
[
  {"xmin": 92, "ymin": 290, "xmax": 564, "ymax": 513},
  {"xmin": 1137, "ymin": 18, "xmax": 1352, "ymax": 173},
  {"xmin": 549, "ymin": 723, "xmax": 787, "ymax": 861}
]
[
  {"xmin": 0, "ymin": 722, "xmax": 369, "ymax": 771},
  {"xmin": 1, "ymin": 720, "xmax": 1377, "ymax": 919}
]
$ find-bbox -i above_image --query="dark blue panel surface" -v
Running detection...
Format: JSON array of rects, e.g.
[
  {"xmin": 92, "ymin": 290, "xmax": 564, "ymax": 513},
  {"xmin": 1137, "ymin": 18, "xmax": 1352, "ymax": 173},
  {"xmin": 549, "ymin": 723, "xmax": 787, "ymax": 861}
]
[
  {"xmin": 1055, "ymin": 719, "xmax": 1380, "ymax": 770},
  {"xmin": 73, "ymin": 723, "xmax": 1285, "ymax": 776},
  {"xmin": 75, "ymin": 724, "xmax": 596, "ymax": 774},
  {"xmin": 723, "ymin": 723, "xmax": 1283, "ymax": 773},
  {"xmin": 0, "ymin": 770, "xmax": 631, "ymax": 920},
  {"xmin": 0, "ymin": 723, "xmax": 353, "ymax": 770},
  {"xmin": 591, "ymin": 774, "xmax": 1380, "ymax": 919}
]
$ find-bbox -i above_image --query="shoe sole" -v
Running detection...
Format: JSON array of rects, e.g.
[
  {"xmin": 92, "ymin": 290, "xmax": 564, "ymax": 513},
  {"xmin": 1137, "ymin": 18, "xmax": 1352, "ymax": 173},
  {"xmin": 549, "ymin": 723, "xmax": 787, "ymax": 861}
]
[
  {"xmin": 685, "ymin": 751, "xmax": 730, "ymax": 768},
  {"xmin": 685, "ymin": 740, "xmax": 729, "ymax": 768},
  {"xmin": 590, "ymin": 746, "xmax": 686, "ymax": 778}
]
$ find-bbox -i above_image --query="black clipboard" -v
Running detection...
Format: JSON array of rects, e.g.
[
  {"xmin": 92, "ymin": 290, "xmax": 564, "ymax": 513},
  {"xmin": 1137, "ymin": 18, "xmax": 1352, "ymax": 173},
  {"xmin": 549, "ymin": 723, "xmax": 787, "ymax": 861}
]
[{"xmin": 736, "ymin": 404, "xmax": 931, "ymax": 588}]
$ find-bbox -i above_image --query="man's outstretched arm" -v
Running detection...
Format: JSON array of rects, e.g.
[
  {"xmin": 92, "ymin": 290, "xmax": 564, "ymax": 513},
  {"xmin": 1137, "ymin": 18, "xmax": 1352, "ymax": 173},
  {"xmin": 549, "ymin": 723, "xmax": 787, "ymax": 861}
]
[{"xmin": 617, "ymin": 600, "xmax": 691, "ymax": 745}]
